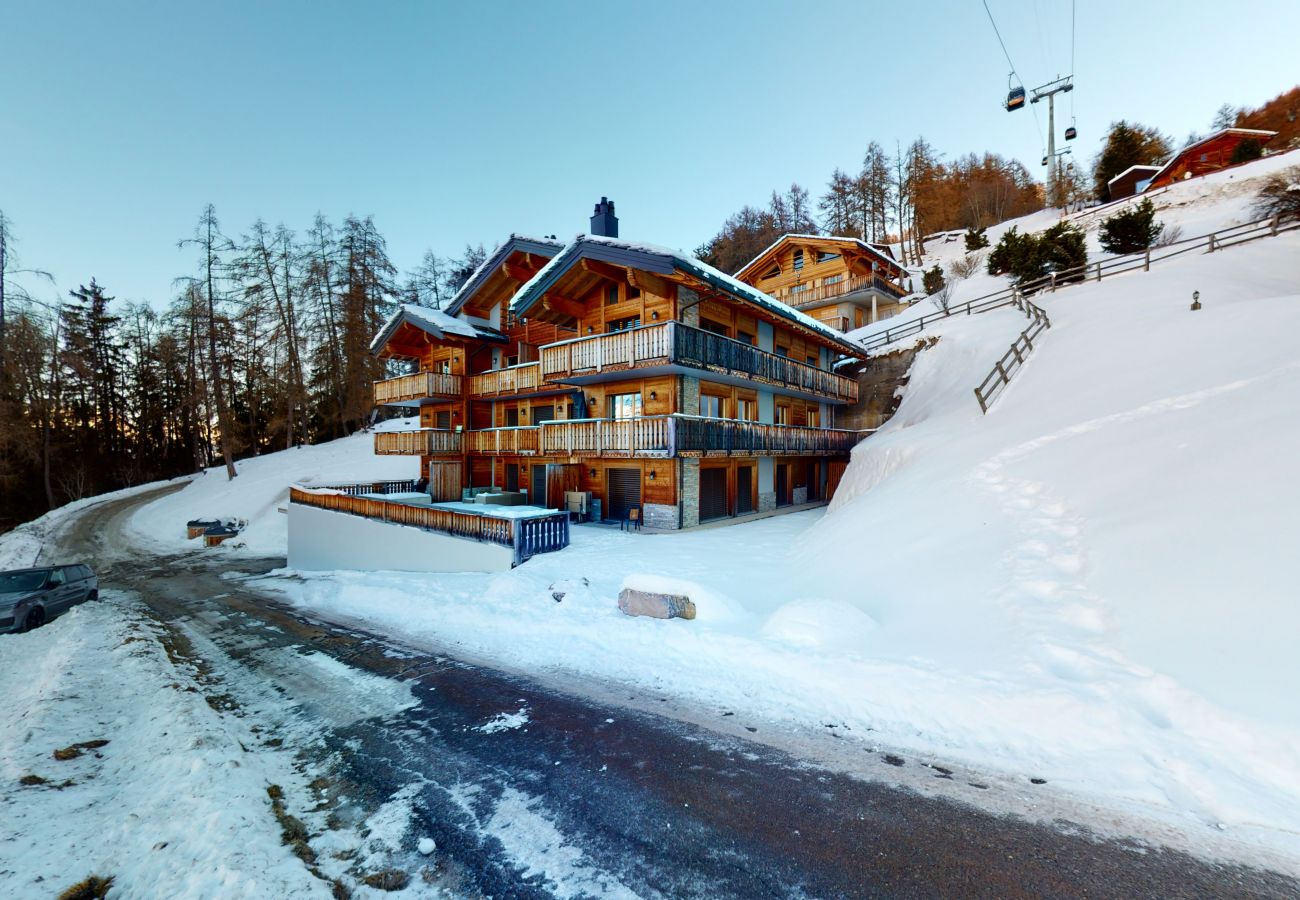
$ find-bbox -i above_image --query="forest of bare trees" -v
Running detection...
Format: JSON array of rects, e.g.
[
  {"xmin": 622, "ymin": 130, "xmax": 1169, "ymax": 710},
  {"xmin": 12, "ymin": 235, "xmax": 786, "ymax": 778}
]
[
  {"xmin": 0, "ymin": 207, "xmax": 484, "ymax": 532},
  {"xmin": 699, "ymin": 138, "xmax": 1044, "ymax": 274}
]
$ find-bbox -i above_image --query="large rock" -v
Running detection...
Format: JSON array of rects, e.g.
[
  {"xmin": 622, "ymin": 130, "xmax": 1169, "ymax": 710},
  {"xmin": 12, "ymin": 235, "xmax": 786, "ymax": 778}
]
[{"xmin": 618, "ymin": 588, "xmax": 696, "ymax": 620}]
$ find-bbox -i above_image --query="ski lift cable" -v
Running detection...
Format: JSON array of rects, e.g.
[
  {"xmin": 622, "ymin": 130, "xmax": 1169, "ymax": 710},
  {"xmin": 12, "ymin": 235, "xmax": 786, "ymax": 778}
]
[
  {"xmin": 1070, "ymin": 0, "xmax": 1077, "ymax": 119},
  {"xmin": 984, "ymin": 0, "xmax": 1044, "ymax": 147}
]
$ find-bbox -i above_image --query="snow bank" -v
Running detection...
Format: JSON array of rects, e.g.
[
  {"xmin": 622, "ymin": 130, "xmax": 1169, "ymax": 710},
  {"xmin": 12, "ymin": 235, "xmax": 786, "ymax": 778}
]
[
  {"xmin": 129, "ymin": 421, "xmax": 418, "ymax": 556},
  {"xmin": 0, "ymin": 594, "xmax": 325, "ymax": 897}
]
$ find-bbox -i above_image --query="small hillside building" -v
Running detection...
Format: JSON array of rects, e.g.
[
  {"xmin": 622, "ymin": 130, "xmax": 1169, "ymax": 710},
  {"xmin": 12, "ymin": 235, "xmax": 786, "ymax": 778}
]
[
  {"xmin": 1106, "ymin": 164, "xmax": 1161, "ymax": 201},
  {"xmin": 1146, "ymin": 128, "xmax": 1277, "ymax": 191},
  {"xmin": 733, "ymin": 235, "xmax": 911, "ymax": 333}
]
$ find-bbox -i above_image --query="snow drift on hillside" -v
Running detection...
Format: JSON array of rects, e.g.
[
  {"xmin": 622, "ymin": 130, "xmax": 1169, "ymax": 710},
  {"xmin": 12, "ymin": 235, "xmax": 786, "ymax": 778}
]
[{"xmin": 129, "ymin": 420, "xmax": 418, "ymax": 555}]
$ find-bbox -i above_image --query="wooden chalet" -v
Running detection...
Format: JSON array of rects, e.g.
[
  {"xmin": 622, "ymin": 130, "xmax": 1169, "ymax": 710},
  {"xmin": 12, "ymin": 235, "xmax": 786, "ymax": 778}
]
[
  {"xmin": 1146, "ymin": 128, "xmax": 1277, "ymax": 191},
  {"xmin": 1106, "ymin": 164, "xmax": 1161, "ymax": 201},
  {"xmin": 733, "ymin": 234, "xmax": 911, "ymax": 333},
  {"xmin": 370, "ymin": 203, "xmax": 869, "ymax": 530}
]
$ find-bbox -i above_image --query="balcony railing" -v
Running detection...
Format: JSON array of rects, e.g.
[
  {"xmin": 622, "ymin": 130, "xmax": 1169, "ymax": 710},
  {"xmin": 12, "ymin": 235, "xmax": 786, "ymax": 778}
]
[
  {"xmin": 468, "ymin": 362, "xmax": 544, "ymax": 397},
  {"xmin": 777, "ymin": 273, "xmax": 908, "ymax": 308},
  {"xmin": 540, "ymin": 322, "xmax": 858, "ymax": 403},
  {"xmin": 373, "ymin": 371, "xmax": 463, "ymax": 405},
  {"xmin": 530, "ymin": 415, "xmax": 862, "ymax": 458},
  {"xmin": 468, "ymin": 427, "xmax": 541, "ymax": 455},
  {"xmin": 373, "ymin": 429, "xmax": 463, "ymax": 456},
  {"xmin": 672, "ymin": 415, "xmax": 861, "ymax": 456}
]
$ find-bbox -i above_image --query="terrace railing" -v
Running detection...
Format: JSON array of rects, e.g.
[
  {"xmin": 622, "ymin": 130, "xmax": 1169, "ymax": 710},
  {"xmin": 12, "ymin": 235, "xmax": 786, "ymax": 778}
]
[
  {"xmin": 289, "ymin": 485, "xmax": 569, "ymax": 565},
  {"xmin": 534, "ymin": 415, "xmax": 863, "ymax": 458},
  {"xmin": 780, "ymin": 273, "xmax": 908, "ymax": 308},
  {"xmin": 468, "ymin": 426, "xmax": 541, "ymax": 455},
  {"xmin": 468, "ymin": 362, "xmax": 544, "ymax": 397}
]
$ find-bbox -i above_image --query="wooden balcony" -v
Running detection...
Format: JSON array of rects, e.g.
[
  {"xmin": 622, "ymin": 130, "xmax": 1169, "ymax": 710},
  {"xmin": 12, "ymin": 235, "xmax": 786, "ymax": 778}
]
[
  {"xmin": 373, "ymin": 371, "xmax": 463, "ymax": 406},
  {"xmin": 777, "ymin": 273, "xmax": 908, "ymax": 309},
  {"xmin": 468, "ymin": 362, "xmax": 544, "ymax": 397},
  {"xmin": 540, "ymin": 322, "xmax": 859, "ymax": 403},
  {"xmin": 467, "ymin": 427, "xmax": 541, "ymax": 455},
  {"xmin": 539, "ymin": 417, "xmax": 674, "ymax": 458},
  {"xmin": 373, "ymin": 429, "xmax": 463, "ymax": 456},
  {"xmin": 531, "ymin": 415, "xmax": 862, "ymax": 458}
]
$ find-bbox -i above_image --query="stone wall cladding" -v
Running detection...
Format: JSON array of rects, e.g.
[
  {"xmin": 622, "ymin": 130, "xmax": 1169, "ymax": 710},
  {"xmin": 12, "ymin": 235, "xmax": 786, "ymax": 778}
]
[
  {"xmin": 680, "ymin": 458, "xmax": 700, "ymax": 529},
  {"xmin": 680, "ymin": 374, "xmax": 700, "ymax": 417},
  {"xmin": 678, "ymin": 288, "xmax": 701, "ymax": 326},
  {"xmin": 643, "ymin": 503, "xmax": 678, "ymax": 530},
  {"xmin": 758, "ymin": 492, "xmax": 777, "ymax": 513}
]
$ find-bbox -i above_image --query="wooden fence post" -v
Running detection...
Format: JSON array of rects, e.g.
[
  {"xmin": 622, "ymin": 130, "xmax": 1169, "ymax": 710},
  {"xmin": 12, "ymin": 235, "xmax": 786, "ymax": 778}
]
[
  {"xmin": 1207, "ymin": 234, "xmax": 1216, "ymax": 253},
  {"xmin": 1095, "ymin": 261, "xmax": 1102, "ymax": 282},
  {"xmin": 1271, "ymin": 215, "xmax": 1280, "ymax": 237},
  {"xmin": 1050, "ymin": 273, "xmax": 1057, "ymax": 293},
  {"xmin": 1143, "ymin": 248, "xmax": 1150, "ymax": 272}
]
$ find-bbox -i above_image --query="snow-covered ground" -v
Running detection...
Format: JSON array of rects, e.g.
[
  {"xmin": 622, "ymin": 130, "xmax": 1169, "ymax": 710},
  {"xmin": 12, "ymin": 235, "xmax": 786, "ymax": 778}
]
[
  {"xmin": 0, "ymin": 593, "xmax": 328, "ymax": 898},
  {"xmin": 128, "ymin": 420, "xmax": 417, "ymax": 555}
]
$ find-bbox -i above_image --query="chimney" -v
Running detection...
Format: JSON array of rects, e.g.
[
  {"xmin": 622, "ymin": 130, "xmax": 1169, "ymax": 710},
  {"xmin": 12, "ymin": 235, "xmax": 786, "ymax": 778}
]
[{"xmin": 590, "ymin": 196, "xmax": 618, "ymax": 238}]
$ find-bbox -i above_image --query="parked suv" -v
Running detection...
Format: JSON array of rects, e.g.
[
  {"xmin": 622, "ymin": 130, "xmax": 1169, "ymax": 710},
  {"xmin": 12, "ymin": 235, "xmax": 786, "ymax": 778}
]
[{"xmin": 0, "ymin": 565, "xmax": 99, "ymax": 634}]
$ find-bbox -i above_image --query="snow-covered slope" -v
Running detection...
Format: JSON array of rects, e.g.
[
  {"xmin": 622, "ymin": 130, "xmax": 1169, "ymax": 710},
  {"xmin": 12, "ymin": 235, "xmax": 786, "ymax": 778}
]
[{"xmin": 128, "ymin": 419, "xmax": 419, "ymax": 555}]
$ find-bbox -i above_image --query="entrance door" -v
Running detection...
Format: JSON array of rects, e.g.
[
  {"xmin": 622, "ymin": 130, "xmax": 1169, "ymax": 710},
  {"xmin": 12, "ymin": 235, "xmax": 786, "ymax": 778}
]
[
  {"xmin": 806, "ymin": 461, "xmax": 820, "ymax": 502},
  {"xmin": 699, "ymin": 467, "xmax": 728, "ymax": 521},
  {"xmin": 428, "ymin": 461, "xmax": 462, "ymax": 501},
  {"xmin": 736, "ymin": 466, "xmax": 754, "ymax": 514},
  {"xmin": 505, "ymin": 463, "xmax": 519, "ymax": 492},
  {"xmin": 775, "ymin": 463, "xmax": 789, "ymax": 507},
  {"xmin": 606, "ymin": 467, "xmax": 641, "ymax": 522}
]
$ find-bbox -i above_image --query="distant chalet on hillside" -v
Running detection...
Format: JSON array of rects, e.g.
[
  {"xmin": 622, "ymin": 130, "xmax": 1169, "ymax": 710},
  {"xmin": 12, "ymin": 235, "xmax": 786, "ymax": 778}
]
[
  {"xmin": 734, "ymin": 234, "xmax": 912, "ymax": 333},
  {"xmin": 1145, "ymin": 128, "xmax": 1278, "ymax": 191}
]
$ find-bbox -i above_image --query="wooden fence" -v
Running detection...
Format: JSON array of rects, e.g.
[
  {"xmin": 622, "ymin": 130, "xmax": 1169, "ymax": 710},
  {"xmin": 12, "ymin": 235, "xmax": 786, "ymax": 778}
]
[
  {"xmin": 858, "ymin": 213, "xmax": 1300, "ymax": 354},
  {"xmin": 973, "ymin": 298, "xmax": 1052, "ymax": 414},
  {"xmin": 289, "ymin": 486, "xmax": 569, "ymax": 565}
]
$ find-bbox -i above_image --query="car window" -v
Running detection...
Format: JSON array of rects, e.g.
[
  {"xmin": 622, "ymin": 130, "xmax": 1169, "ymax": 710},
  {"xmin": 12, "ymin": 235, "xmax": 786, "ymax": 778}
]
[
  {"xmin": 77, "ymin": 565, "xmax": 94, "ymax": 580},
  {"xmin": 48, "ymin": 569, "xmax": 65, "ymax": 586},
  {"xmin": 0, "ymin": 571, "xmax": 47, "ymax": 593}
]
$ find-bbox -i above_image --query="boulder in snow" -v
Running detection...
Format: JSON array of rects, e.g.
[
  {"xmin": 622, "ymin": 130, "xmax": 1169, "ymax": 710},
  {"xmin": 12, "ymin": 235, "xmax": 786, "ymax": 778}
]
[{"xmin": 618, "ymin": 588, "xmax": 696, "ymax": 621}]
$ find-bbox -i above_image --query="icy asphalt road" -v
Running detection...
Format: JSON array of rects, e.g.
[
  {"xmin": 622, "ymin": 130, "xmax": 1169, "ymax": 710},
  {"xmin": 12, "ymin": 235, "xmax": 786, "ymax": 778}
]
[{"xmin": 45, "ymin": 485, "xmax": 1300, "ymax": 899}]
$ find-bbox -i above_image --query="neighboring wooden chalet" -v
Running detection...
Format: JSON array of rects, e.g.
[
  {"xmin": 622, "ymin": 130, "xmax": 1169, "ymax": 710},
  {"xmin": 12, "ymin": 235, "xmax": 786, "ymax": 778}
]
[
  {"xmin": 1106, "ymin": 164, "xmax": 1161, "ymax": 201},
  {"xmin": 370, "ymin": 209, "xmax": 869, "ymax": 530},
  {"xmin": 1146, "ymin": 128, "xmax": 1277, "ymax": 191},
  {"xmin": 733, "ymin": 234, "xmax": 911, "ymax": 333}
]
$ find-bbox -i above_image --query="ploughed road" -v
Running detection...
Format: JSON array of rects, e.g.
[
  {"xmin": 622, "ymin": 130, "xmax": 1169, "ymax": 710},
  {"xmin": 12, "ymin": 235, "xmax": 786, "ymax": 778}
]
[{"xmin": 48, "ymin": 485, "xmax": 1299, "ymax": 898}]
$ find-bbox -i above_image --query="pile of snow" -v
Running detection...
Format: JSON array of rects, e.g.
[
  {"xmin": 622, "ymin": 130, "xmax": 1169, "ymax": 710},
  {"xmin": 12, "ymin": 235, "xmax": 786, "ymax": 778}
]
[
  {"xmin": 0, "ymin": 594, "xmax": 325, "ymax": 897},
  {"xmin": 129, "ymin": 420, "xmax": 418, "ymax": 555}
]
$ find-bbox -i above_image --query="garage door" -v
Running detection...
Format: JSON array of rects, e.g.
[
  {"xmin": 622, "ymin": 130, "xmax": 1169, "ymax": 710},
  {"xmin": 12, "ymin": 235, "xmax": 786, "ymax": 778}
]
[
  {"xmin": 606, "ymin": 468, "xmax": 641, "ymax": 522},
  {"xmin": 699, "ymin": 467, "xmax": 728, "ymax": 521}
]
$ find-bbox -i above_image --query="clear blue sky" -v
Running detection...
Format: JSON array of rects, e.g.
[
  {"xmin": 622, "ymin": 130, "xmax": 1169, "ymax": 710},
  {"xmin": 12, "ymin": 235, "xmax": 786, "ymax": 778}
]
[{"xmin": 3, "ymin": 0, "xmax": 1296, "ymax": 307}]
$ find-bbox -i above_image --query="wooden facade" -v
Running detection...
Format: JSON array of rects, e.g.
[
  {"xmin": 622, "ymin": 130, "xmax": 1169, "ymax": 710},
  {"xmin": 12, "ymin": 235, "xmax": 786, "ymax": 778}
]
[
  {"xmin": 370, "ymin": 233, "xmax": 870, "ymax": 529},
  {"xmin": 733, "ymin": 235, "xmax": 911, "ymax": 332},
  {"xmin": 1146, "ymin": 129, "xmax": 1277, "ymax": 191}
]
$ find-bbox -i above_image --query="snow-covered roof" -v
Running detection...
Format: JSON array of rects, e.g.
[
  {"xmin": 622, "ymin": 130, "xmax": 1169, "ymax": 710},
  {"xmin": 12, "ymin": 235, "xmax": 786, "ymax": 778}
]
[
  {"xmin": 1106, "ymin": 163, "xmax": 1162, "ymax": 189},
  {"xmin": 443, "ymin": 234, "xmax": 565, "ymax": 316},
  {"xmin": 369, "ymin": 303, "xmax": 506, "ymax": 356},
  {"xmin": 509, "ymin": 234, "xmax": 868, "ymax": 358},
  {"xmin": 734, "ymin": 233, "xmax": 905, "ymax": 281},
  {"xmin": 1146, "ymin": 128, "xmax": 1279, "ymax": 189}
]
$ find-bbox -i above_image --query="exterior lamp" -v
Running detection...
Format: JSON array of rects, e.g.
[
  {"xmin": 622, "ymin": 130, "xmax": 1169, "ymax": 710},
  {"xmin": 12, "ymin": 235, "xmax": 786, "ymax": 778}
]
[
  {"xmin": 1191, "ymin": 291, "xmax": 1201, "ymax": 311},
  {"xmin": 650, "ymin": 391, "xmax": 657, "ymax": 400},
  {"xmin": 648, "ymin": 471, "xmax": 656, "ymax": 480},
  {"xmin": 589, "ymin": 468, "xmax": 596, "ymax": 477},
  {"xmin": 587, "ymin": 326, "xmax": 594, "ymax": 334},
  {"xmin": 651, "ymin": 311, "xmax": 659, "ymax": 320}
]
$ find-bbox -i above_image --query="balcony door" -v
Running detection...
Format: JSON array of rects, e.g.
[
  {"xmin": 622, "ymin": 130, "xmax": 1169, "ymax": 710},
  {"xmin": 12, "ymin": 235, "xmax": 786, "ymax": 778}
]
[
  {"xmin": 435, "ymin": 410, "xmax": 451, "ymax": 431},
  {"xmin": 736, "ymin": 465, "xmax": 754, "ymax": 514},
  {"xmin": 606, "ymin": 468, "xmax": 641, "ymax": 522}
]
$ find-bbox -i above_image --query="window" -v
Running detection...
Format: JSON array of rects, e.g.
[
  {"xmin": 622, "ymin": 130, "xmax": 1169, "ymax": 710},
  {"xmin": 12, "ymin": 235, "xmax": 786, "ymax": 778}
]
[
  {"xmin": 607, "ymin": 316, "xmax": 640, "ymax": 333},
  {"xmin": 776, "ymin": 345, "xmax": 790, "ymax": 358},
  {"xmin": 608, "ymin": 392, "xmax": 642, "ymax": 420},
  {"xmin": 627, "ymin": 285, "xmax": 641, "ymax": 300},
  {"xmin": 807, "ymin": 407, "xmax": 821, "ymax": 427},
  {"xmin": 807, "ymin": 355, "xmax": 818, "ymax": 367},
  {"xmin": 792, "ymin": 249, "xmax": 804, "ymax": 271},
  {"xmin": 775, "ymin": 405, "xmax": 790, "ymax": 425},
  {"xmin": 789, "ymin": 283, "xmax": 808, "ymax": 294},
  {"xmin": 735, "ymin": 398, "xmax": 755, "ymax": 421},
  {"xmin": 701, "ymin": 395, "xmax": 723, "ymax": 418},
  {"xmin": 701, "ymin": 319, "xmax": 730, "ymax": 337},
  {"xmin": 505, "ymin": 408, "xmax": 519, "ymax": 427},
  {"xmin": 606, "ymin": 284, "xmax": 620, "ymax": 305},
  {"xmin": 505, "ymin": 355, "xmax": 519, "ymax": 368},
  {"xmin": 736, "ymin": 331, "xmax": 755, "ymax": 346},
  {"xmin": 823, "ymin": 273, "xmax": 844, "ymax": 286},
  {"xmin": 439, "ymin": 360, "xmax": 451, "ymax": 374},
  {"xmin": 817, "ymin": 251, "xmax": 840, "ymax": 263}
]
